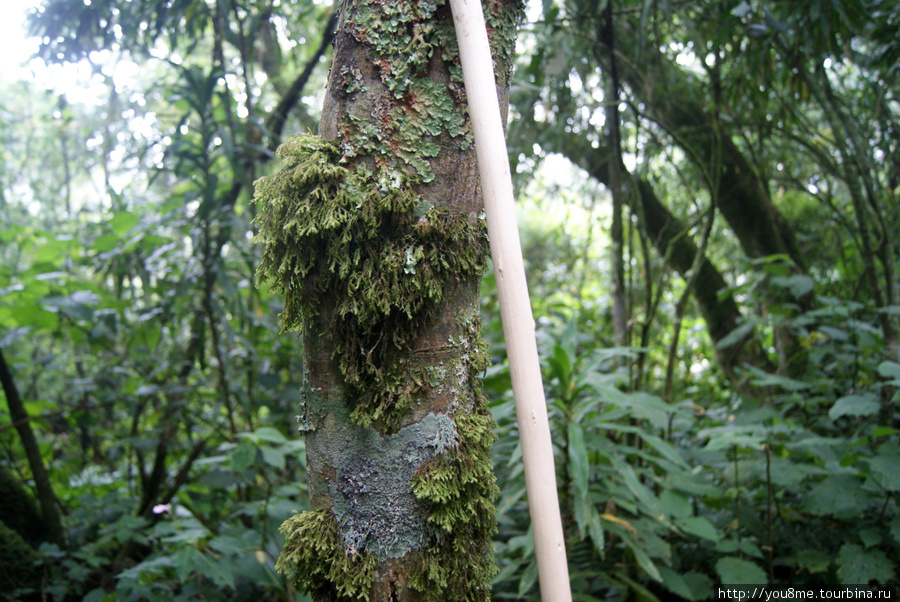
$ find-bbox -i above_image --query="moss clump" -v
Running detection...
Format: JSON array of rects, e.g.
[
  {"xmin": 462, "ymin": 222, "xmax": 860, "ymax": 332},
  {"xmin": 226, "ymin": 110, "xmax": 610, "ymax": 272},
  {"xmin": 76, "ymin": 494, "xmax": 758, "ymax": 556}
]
[
  {"xmin": 0, "ymin": 520, "xmax": 44, "ymax": 598},
  {"xmin": 405, "ymin": 315, "xmax": 498, "ymax": 601},
  {"xmin": 0, "ymin": 464, "xmax": 46, "ymax": 545},
  {"xmin": 276, "ymin": 509, "xmax": 379, "ymax": 601},
  {"xmin": 408, "ymin": 400, "xmax": 499, "ymax": 601},
  {"xmin": 253, "ymin": 135, "xmax": 489, "ymax": 432}
]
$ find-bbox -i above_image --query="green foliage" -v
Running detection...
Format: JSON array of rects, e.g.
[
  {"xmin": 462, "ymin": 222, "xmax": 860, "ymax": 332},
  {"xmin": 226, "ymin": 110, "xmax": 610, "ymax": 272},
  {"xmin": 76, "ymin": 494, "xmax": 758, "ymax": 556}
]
[
  {"xmin": 253, "ymin": 134, "xmax": 489, "ymax": 431},
  {"xmin": 3, "ymin": 0, "xmax": 900, "ymax": 600}
]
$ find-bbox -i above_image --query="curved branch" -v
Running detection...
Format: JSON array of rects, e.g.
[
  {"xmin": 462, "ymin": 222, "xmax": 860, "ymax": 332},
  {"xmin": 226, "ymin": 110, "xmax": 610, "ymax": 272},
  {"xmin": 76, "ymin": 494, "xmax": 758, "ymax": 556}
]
[{"xmin": 264, "ymin": 10, "xmax": 339, "ymax": 153}]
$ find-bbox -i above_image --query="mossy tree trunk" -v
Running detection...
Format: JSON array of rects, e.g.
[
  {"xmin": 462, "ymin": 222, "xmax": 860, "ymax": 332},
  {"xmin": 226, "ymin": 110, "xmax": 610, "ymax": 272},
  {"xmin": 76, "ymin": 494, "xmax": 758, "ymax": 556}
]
[{"xmin": 254, "ymin": 1, "xmax": 523, "ymax": 600}]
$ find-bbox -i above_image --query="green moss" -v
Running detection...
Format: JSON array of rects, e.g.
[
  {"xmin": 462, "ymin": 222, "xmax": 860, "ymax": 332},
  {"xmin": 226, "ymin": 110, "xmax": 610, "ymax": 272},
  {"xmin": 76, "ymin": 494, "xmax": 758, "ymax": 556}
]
[
  {"xmin": 408, "ymin": 399, "xmax": 498, "ymax": 601},
  {"xmin": 403, "ymin": 311, "xmax": 498, "ymax": 601},
  {"xmin": 253, "ymin": 135, "xmax": 489, "ymax": 432},
  {"xmin": 276, "ymin": 509, "xmax": 379, "ymax": 601},
  {"xmin": 0, "ymin": 464, "xmax": 46, "ymax": 545},
  {"xmin": 0, "ymin": 520, "xmax": 44, "ymax": 597}
]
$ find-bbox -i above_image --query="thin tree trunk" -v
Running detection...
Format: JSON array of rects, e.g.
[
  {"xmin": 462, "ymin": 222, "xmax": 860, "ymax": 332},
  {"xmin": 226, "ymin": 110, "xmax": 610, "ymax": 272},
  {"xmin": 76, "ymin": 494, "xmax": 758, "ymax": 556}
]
[
  {"xmin": 256, "ymin": 1, "xmax": 523, "ymax": 599},
  {"xmin": 600, "ymin": 0, "xmax": 629, "ymax": 352},
  {"xmin": 0, "ymin": 347, "xmax": 65, "ymax": 545}
]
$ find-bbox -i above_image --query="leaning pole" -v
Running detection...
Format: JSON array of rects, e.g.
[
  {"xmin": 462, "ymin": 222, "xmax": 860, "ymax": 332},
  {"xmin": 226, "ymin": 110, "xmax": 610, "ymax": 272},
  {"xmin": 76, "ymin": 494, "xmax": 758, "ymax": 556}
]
[{"xmin": 450, "ymin": 1, "xmax": 573, "ymax": 600}]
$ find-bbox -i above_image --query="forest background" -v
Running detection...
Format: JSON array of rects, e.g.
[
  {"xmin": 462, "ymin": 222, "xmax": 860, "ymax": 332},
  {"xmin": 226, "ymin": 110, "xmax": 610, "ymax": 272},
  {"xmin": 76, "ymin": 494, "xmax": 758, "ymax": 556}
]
[{"xmin": 0, "ymin": 0, "xmax": 898, "ymax": 599}]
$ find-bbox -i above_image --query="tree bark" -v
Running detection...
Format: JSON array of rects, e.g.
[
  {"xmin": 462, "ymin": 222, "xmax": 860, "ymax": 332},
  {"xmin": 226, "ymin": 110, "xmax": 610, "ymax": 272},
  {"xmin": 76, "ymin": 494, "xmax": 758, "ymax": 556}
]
[{"xmin": 256, "ymin": 1, "xmax": 523, "ymax": 599}]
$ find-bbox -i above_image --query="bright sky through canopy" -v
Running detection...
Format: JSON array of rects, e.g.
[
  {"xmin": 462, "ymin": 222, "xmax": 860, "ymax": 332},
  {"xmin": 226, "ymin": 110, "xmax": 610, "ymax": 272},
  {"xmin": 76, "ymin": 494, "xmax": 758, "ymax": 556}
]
[{"xmin": 0, "ymin": 0, "xmax": 40, "ymax": 81}]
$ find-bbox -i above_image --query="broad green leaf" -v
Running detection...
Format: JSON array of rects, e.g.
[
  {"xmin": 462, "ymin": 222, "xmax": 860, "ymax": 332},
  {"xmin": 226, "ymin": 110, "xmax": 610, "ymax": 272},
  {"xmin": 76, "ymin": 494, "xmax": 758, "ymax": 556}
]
[
  {"xmin": 193, "ymin": 548, "xmax": 236, "ymax": 589},
  {"xmin": 586, "ymin": 505, "xmax": 605, "ymax": 557},
  {"xmin": 81, "ymin": 589, "xmax": 108, "ymax": 602},
  {"xmin": 109, "ymin": 211, "xmax": 139, "ymax": 235},
  {"xmin": 829, "ymin": 393, "xmax": 880, "ymax": 420},
  {"xmin": 568, "ymin": 421, "xmax": 589, "ymax": 497},
  {"xmin": 173, "ymin": 546, "xmax": 199, "ymax": 582},
  {"xmin": 715, "ymin": 557, "xmax": 767, "ymax": 584},
  {"xmin": 209, "ymin": 534, "xmax": 248, "ymax": 555},
  {"xmin": 877, "ymin": 360, "xmax": 900, "ymax": 382},
  {"xmin": 659, "ymin": 490, "xmax": 692, "ymax": 519},
  {"xmin": 640, "ymin": 432, "xmax": 690, "ymax": 469},
  {"xmin": 548, "ymin": 343, "xmax": 572, "ymax": 389},
  {"xmin": 658, "ymin": 566, "xmax": 694, "ymax": 600},
  {"xmin": 803, "ymin": 475, "xmax": 870, "ymax": 517},
  {"xmin": 259, "ymin": 445, "xmax": 286, "ymax": 469},
  {"xmin": 517, "ymin": 558, "xmax": 538, "ymax": 597},
  {"xmin": 91, "ymin": 233, "xmax": 120, "ymax": 253},
  {"xmin": 230, "ymin": 441, "xmax": 256, "ymax": 473},
  {"xmin": 836, "ymin": 544, "xmax": 895, "ymax": 584},
  {"xmin": 617, "ymin": 463, "xmax": 664, "ymax": 519},
  {"xmin": 868, "ymin": 442, "xmax": 900, "ymax": 491},
  {"xmin": 250, "ymin": 426, "xmax": 288, "ymax": 444},
  {"xmin": 704, "ymin": 432, "xmax": 764, "ymax": 451},
  {"xmin": 118, "ymin": 555, "xmax": 176, "ymax": 581},
  {"xmin": 770, "ymin": 274, "xmax": 815, "ymax": 298},
  {"xmin": 715, "ymin": 537, "xmax": 764, "ymax": 558},
  {"xmin": 745, "ymin": 366, "xmax": 810, "ymax": 391},
  {"xmin": 715, "ymin": 321, "xmax": 757, "ymax": 350},
  {"xmin": 623, "ymin": 536, "xmax": 662, "ymax": 582},
  {"xmin": 858, "ymin": 528, "xmax": 882, "ymax": 549},
  {"xmin": 682, "ymin": 572, "xmax": 714, "ymax": 601},
  {"xmin": 794, "ymin": 549, "xmax": 831, "ymax": 574},
  {"xmin": 675, "ymin": 516, "xmax": 720, "ymax": 542}
]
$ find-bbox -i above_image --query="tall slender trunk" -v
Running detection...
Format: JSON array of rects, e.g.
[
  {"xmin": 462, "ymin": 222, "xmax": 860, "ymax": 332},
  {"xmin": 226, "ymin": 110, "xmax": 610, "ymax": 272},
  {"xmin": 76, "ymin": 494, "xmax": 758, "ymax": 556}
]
[
  {"xmin": 255, "ymin": 1, "xmax": 523, "ymax": 599},
  {"xmin": 600, "ymin": 0, "xmax": 629, "ymax": 353},
  {"xmin": 0, "ymin": 347, "xmax": 65, "ymax": 545}
]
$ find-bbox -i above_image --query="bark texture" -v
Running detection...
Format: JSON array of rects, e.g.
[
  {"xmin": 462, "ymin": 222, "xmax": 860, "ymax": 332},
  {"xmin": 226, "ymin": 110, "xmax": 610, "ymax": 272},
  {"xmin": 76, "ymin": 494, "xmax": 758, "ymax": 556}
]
[{"xmin": 254, "ymin": 1, "xmax": 523, "ymax": 599}]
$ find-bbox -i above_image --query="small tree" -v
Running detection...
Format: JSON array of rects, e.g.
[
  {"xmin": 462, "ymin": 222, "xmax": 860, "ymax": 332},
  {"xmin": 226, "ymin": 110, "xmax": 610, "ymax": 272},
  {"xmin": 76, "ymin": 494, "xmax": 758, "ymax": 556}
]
[{"xmin": 253, "ymin": 0, "xmax": 523, "ymax": 599}]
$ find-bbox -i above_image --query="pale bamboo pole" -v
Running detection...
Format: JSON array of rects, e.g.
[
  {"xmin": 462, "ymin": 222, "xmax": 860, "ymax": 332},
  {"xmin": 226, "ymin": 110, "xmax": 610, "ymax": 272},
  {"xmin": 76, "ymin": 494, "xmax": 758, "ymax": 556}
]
[{"xmin": 449, "ymin": 1, "xmax": 573, "ymax": 600}]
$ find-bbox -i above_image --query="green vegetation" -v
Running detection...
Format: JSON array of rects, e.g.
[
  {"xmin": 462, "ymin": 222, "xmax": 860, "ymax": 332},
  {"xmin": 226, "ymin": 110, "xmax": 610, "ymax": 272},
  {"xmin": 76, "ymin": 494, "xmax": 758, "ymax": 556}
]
[{"xmin": 0, "ymin": 0, "xmax": 897, "ymax": 600}]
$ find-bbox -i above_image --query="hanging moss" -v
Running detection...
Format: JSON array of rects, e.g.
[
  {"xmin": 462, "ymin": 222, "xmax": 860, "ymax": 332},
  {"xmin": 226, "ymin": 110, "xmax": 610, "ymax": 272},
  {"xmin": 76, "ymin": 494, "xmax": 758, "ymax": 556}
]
[{"xmin": 253, "ymin": 134, "xmax": 489, "ymax": 432}]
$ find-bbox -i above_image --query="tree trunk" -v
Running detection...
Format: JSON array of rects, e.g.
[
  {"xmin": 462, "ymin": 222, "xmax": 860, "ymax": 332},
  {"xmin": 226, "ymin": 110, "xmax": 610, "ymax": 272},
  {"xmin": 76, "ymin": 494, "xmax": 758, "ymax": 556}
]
[
  {"xmin": 616, "ymin": 39, "xmax": 805, "ymax": 270},
  {"xmin": 546, "ymin": 129, "xmax": 774, "ymax": 382},
  {"xmin": 0, "ymin": 347, "xmax": 65, "ymax": 546},
  {"xmin": 254, "ymin": 1, "xmax": 523, "ymax": 599}
]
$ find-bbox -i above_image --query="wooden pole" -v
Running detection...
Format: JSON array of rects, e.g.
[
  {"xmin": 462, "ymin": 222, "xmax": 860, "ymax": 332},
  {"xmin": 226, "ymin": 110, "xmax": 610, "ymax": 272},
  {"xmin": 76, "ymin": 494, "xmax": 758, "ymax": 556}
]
[{"xmin": 449, "ymin": 1, "xmax": 572, "ymax": 600}]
